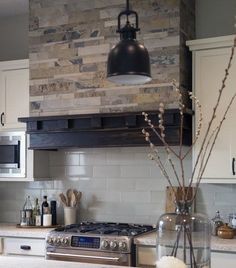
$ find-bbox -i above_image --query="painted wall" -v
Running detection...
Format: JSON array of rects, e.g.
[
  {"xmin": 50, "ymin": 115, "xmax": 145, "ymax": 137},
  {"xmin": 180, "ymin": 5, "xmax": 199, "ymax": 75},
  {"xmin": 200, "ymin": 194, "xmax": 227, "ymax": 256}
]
[
  {"xmin": 0, "ymin": 14, "xmax": 28, "ymax": 61},
  {"xmin": 196, "ymin": 0, "xmax": 236, "ymax": 38}
]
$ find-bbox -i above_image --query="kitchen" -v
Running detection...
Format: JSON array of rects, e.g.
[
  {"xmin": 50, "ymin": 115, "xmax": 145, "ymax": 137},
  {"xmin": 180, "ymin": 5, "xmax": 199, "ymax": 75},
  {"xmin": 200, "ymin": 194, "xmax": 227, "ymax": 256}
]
[{"xmin": 0, "ymin": 0, "xmax": 236, "ymax": 267}]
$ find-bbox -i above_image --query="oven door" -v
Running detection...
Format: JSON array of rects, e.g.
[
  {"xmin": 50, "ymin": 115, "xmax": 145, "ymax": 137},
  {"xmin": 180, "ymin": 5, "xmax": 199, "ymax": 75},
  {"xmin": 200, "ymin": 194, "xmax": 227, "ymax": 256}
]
[{"xmin": 46, "ymin": 248, "xmax": 131, "ymax": 266}]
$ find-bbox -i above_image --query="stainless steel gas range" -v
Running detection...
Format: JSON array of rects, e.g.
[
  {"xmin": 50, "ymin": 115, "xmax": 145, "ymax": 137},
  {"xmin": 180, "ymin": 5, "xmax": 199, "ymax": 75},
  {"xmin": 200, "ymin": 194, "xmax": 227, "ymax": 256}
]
[{"xmin": 46, "ymin": 222, "xmax": 155, "ymax": 266}]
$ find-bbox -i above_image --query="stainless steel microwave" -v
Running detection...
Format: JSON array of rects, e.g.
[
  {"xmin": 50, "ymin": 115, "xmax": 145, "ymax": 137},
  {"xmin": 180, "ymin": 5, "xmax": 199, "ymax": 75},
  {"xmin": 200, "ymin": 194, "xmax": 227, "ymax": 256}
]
[{"xmin": 0, "ymin": 131, "xmax": 26, "ymax": 177}]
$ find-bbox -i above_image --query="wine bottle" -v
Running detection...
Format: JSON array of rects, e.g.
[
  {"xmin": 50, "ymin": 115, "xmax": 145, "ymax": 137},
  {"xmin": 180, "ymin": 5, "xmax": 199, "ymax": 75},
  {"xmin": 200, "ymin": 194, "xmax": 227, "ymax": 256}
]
[
  {"xmin": 50, "ymin": 200, "xmax": 57, "ymax": 226},
  {"xmin": 41, "ymin": 195, "xmax": 49, "ymax": 225}
]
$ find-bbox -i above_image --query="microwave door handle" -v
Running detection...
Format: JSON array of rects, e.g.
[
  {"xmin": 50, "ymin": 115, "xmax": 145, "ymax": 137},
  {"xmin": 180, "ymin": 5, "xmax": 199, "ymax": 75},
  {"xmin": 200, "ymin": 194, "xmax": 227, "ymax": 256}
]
[
  {"xmin": 16, "ymin": 140, "xmax": 21, "ymax": 168},
  {"xmin": 46, "ymin": 252, "xmax": 120, "ymax": 262}
]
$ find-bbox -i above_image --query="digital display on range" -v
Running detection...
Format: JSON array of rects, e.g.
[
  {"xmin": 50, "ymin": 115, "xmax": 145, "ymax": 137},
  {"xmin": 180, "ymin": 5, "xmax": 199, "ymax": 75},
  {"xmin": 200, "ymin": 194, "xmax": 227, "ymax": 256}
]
[{"xmin": 71, "ymin": 236, "xmax": 100, "ymax": 249}]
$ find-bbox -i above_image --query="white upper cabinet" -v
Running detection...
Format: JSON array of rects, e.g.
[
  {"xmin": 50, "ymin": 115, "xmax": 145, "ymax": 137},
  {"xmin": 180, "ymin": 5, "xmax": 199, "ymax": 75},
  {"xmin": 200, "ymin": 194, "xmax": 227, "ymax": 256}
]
[
  {"xmin": 187, "ymin": 35, "xmax": 236, "ymax": 183},
  {"xmin": 0, "ymin": 60, "xmax": 29, "ymax": 130}
]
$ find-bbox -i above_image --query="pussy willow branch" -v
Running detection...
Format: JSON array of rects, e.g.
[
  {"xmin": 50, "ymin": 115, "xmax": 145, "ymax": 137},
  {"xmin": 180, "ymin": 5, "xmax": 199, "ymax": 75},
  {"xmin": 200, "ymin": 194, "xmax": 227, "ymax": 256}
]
[
  {"xmin": 176, "ymin": 85, "xmax": 186, "ymax": 199},
  {"xmin": 172, "ymin": 83, "xmax": 203, "ymax": 162},
  {"xmin": 170, "ymin": 222, "xmax": 197, "ymax": 268},
  {"xmin": 182, "ymin": 92, "xmax": 203, "ymax": 160},
  {"xmin": 142, "ymin": 112, "xmax": 179, "ymax": 158},
  {"xmin": 142, "ymin": 110, "xmax": 180, "ymax": 183},
  {"xmin": 142, "ymin": 131, "xmax": 180, "ymax": 192},
  {"xmin": 197, "ymin": 126, "xmax": 218, "ymax": 179},
  {"xmin": 189, "ymin": 40, "xmax": 236, "ymax": 188},
  {"xmin": 142, "ymin": 111, "xmax": 182, "ymax": 188},
  {"xmin": 142, "ymin": 129, "xmax": 169, "ymax": 179},
  {"xmin": 142, "ymin": 129, "xmax": 178, "ymax": 199},
  {"xmin": 157, "ymin": 104, "xmax": 182, "ymax": 188},
  {"xmin": 192, "ymin": 92, "xmax": 236, "ymax": 202}
]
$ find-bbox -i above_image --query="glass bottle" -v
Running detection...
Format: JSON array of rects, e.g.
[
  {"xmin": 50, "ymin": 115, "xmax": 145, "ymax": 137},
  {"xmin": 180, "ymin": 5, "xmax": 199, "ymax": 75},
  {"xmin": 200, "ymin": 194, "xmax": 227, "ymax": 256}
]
[
  {"xmin": 156, "ymin": 201, "xmax": 211, "ymax": 268},
  {"xmin": 211, "ymin": 211, "xmax": 224, "ymax": 236},
  {"xmin": 23, "ymin": 195, "xmax": 33, "ymax": 210},
  {"xmin": 23, "ymin": 196, "xmax": 33, "ymax": 226},
  {"xmin": 41, "ymin": 195, "xmax": 49, "ymax": 225},
  {"xmin": 33, "ymin": 198, "xmax": 41, "ymax": 226}
]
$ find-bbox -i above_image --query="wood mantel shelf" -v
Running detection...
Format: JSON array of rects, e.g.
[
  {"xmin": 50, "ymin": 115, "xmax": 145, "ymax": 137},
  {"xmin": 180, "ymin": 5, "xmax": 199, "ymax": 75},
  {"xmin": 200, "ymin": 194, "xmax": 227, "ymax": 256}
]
[{"xmin": 18, "ymin": 109, "xmax": 192, "ymax": 150}]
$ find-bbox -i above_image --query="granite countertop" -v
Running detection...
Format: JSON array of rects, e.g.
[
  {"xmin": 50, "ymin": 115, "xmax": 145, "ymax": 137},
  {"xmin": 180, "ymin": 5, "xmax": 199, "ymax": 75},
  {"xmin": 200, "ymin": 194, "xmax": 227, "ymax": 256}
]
[
  {"xmin": 0, "ymin": 256, "xmax": 133, "ymax": 268},
  {"xmin": 134, "ymin": 230, "xmax": 236, "ymax": 253},
  {"xmin": 0, "ymin": 223, "xmax": 54, "ymax": 238}
]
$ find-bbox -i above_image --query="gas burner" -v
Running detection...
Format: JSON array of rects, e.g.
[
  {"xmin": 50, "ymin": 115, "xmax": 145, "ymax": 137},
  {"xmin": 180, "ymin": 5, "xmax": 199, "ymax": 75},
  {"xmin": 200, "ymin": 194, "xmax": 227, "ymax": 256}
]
[{"xmin": 54, "ymin": 222, "xmax": 155, "ymax": 237}]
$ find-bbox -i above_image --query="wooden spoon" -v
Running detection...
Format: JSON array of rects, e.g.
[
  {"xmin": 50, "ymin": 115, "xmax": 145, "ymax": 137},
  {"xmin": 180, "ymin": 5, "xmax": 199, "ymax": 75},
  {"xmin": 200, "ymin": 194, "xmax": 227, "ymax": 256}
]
[
  {"xmin": 70, "ymin": 191, "xmax": 77, "ymax": 207},
  {"xmin": 66, "ymin": 189, "xmax": 73, "ymax": 207},
  {"xmin": 59, "ymin": 193, "xmax": 68, "ymax": 207},
  {"xmin": 75, "ymin": 191, "xmax": 82, "ymax": 205},
  {"xmin": 73, "ymin": 189, "xmax": 82, "ymax": 203}
]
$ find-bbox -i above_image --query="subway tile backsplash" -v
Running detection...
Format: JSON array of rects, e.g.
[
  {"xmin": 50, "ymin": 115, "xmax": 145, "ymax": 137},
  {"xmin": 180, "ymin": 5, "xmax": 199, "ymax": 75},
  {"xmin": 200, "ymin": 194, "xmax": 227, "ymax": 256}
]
[{"xmin": 0, "ymin": 147, "xmax": 236, "ymax": 224}]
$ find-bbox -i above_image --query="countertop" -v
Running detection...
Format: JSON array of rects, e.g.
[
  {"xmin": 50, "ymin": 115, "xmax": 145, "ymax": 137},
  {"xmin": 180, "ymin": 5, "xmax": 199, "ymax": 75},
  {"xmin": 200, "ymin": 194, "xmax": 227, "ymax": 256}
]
[
  {"xmin": 0, "ymin": 223, "xmax": 54, "ymax": 238},
  {"xmin": 134, "ymin": 231, "xmax": 236, "ymax": 253},
  {"xmin": 0, "ymin": 256, "xmax": 133, "ymax": 268}
]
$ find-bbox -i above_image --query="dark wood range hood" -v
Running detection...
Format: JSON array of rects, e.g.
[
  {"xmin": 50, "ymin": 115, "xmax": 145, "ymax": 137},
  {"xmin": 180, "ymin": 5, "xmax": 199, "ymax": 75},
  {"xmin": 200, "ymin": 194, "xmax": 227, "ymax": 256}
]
[{"xmin": 19, "ymin": 109, "xmax": 192, "ymax": 150}]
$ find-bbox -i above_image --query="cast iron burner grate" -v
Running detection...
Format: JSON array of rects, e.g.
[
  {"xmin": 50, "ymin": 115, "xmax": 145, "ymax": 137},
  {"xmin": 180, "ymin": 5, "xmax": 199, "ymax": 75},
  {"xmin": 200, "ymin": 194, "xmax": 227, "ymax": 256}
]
[{"xmin": 54, "ymin": 222, "xmax": 155, "ymax": 236}]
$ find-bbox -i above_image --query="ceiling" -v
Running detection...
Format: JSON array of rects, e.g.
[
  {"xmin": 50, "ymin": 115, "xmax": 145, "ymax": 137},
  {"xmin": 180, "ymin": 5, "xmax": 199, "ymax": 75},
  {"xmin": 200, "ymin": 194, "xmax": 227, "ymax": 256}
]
[{"xmin": 0, "ymin": 0, "xmax": 28, "ymax": 17}]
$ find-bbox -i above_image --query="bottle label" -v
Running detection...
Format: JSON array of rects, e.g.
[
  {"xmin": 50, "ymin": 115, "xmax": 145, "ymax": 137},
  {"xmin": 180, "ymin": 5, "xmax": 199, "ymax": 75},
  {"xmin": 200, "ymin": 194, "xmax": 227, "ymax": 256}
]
[
  {"xmin": 35, "ymin": 215, "xmax": 41, "ymax": 226},
  {"xmin": 43, "ymin": 207, "xmax": 50, "ymax": 214}
]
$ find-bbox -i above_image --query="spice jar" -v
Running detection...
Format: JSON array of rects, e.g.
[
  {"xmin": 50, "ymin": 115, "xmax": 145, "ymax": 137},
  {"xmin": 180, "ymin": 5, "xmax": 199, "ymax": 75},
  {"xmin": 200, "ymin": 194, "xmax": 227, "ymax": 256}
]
[
  {"xmin": 229, "ymin": 213, "xmax": 236, "ymax": 228},
  {"xmin": 217, "ymin": 224, "xmax": 234, "ymax": 239}
]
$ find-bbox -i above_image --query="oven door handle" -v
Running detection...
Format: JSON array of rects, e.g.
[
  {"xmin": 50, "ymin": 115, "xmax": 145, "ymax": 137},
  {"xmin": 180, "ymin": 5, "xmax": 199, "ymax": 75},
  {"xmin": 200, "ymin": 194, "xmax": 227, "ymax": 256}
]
[{"xmin": 46, "ymin": 252, "xmax": 121, "ymax": 262}]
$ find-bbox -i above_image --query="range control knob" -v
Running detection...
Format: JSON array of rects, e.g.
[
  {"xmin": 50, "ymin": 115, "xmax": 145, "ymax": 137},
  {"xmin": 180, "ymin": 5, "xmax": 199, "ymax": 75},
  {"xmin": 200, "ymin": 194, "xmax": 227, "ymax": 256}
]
[
  {"xmin": 62, "ymin": 237, "xmax": 69, "ymax": 246},
  {"xmin": 101, "ymin": 240, "xmax": 109, "ymax": 249},
  {"xmin": 119, "ymin": 241, "xmax": 127, "ymax": 251},
  {"xmin": 60, "ymin": 237, "xmax": 65, "ymax": 244},
  {"xmin": 47, "ymin": 237, "xmax": 53, "ymax": 245},
  {"xmin": 52, "ymin": 237, "xmax": 57, "ymax": 245},
  {"xmin": 110, "ymin": 241, "xmax": 118, "ymax": 250},
  {"xmin": 56, "ymin": 237, "xmax": 62, "ymax": 245}
]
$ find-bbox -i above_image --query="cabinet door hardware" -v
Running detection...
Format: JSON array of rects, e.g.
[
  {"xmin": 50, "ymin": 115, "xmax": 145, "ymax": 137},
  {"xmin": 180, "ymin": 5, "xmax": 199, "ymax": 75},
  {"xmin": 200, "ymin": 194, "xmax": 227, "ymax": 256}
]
[
  {"xmin": 232, "ymin": 158, "xmax": 235, "ymax": 175},
  {"xmin": 20, "ymin": 245, "xmax": 31, "ymax": 250},
  {"xmin": 0, "ymin": 112, "xmax": 4, "ymax": 126}
]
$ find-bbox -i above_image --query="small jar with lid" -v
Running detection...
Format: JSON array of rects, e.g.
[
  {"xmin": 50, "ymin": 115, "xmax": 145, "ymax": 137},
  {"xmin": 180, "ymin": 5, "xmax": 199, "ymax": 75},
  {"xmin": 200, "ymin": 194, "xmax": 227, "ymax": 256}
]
[
  {"xmin": 217, "ymin": 223, "xmax": 235, "ymax": 239},
  {"xmin": 211, "ymin": 211, "xmax": 224, "ymax": 236},
  {"xmin": 229, "ymin": 213, "xmax": 236, "ymax": 229}
]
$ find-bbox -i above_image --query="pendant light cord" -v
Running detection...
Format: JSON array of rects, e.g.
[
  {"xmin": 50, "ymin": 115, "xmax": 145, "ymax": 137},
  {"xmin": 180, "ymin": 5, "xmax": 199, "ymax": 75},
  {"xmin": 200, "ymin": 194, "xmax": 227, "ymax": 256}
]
[
  {"xmin": 126, "ymin": 0, "xmax": 130, "ymax": 23},
  {"xmin": 126, "ymin": 0, "xmax": 130, "ymax": 11}
]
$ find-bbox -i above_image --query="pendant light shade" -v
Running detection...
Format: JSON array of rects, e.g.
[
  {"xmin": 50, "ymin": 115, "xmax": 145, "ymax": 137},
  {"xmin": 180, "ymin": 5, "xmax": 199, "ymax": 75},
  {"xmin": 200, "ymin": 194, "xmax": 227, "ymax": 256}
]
[{"xmin": 107, "ymin": 0, "xmax": 152, "ymax": 85}]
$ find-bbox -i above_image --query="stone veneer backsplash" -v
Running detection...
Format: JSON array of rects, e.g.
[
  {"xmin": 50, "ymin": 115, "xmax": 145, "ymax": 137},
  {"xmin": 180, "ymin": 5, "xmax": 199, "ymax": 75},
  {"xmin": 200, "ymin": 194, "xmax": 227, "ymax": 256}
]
[
  {"xmin": 29, "ymin": 0, "xmax": 195, "ymax": 116},
  {"xmin": 0, "ymin": 147, "xmax": 235, "ymax": 224}
]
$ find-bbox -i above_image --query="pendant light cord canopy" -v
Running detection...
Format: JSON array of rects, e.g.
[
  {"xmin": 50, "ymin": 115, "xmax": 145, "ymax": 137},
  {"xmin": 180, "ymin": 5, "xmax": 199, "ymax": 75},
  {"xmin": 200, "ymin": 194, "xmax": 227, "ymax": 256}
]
[{"xmin": 107, "ymin": 0, "xmax": 152, "ymax": 85}]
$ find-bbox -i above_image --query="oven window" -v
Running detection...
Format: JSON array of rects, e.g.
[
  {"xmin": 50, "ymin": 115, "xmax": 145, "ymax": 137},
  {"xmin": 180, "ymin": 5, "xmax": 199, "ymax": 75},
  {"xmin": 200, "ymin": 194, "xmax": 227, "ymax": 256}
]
[{"xmin": 0, "ymin": 143, "xmax": 20, "ymax": 168}]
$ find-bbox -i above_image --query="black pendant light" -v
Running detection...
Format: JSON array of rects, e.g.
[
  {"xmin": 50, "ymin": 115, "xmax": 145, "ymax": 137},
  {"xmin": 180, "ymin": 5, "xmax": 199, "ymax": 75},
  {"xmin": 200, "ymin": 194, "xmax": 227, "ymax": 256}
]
[{"xmin": 107, "ymin": 0, "xmax": 152, "ymax": 85}]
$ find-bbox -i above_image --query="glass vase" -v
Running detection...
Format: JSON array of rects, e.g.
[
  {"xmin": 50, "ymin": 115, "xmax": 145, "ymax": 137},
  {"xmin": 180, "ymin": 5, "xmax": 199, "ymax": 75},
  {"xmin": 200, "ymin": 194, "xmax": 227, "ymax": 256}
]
[{"xmin": 156, "ymin": 201, "xmax": 211, "ymax": 268}]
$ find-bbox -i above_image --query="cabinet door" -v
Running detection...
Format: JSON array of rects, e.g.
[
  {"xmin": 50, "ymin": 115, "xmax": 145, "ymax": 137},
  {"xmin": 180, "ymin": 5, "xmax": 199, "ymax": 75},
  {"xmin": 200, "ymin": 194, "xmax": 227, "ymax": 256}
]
[
  {"xmin": 0, "ymin": 238, "xmax": 3, "ymax": 254},
  {"xmin": 136, "ymin": 246, "xmax": 156, "ymax": 267},
  {"xmin": 3, "ymin": 237, "xmax": 45, "ymax": 257},
  {"xmin": 211, "ymin": 252, "xmax": 236, "ymax": 267},
  {"xmin": 193, "ymin": 47, "xmax": 236, "ymax": 181},
  {"xmin": 1, "ymin": 68, "xmax": 29, "ymax": 130}
]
